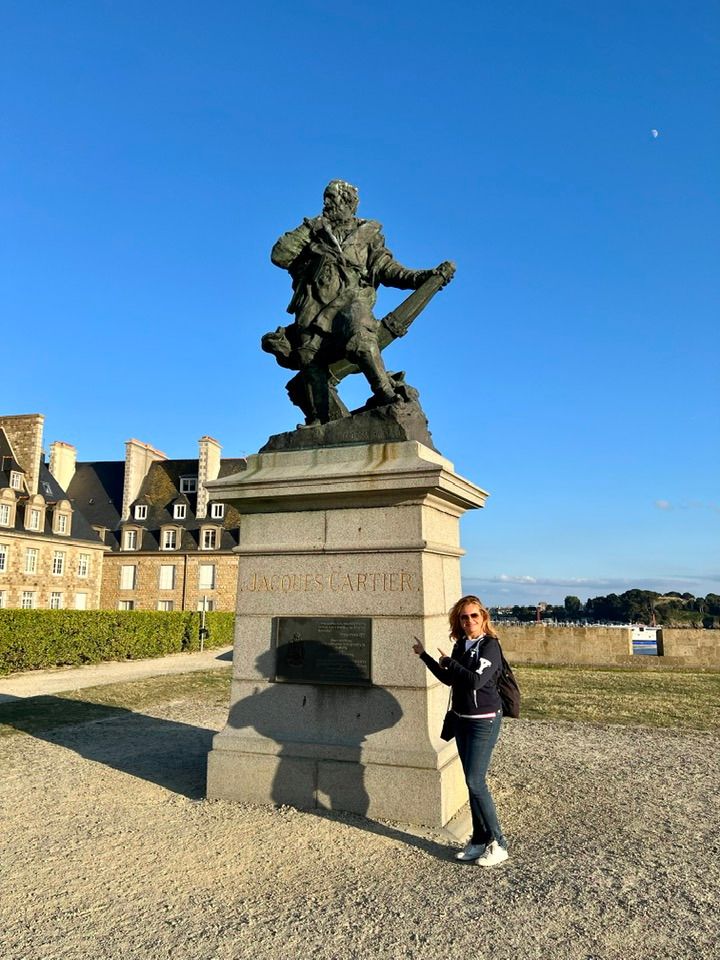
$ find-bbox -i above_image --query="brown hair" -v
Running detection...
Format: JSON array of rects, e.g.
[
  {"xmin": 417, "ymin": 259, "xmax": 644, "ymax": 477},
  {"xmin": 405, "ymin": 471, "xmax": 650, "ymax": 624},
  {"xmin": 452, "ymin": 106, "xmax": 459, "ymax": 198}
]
[{"xmin": 448, "ymin": 595, "xmax": 498, "ymax": 642}]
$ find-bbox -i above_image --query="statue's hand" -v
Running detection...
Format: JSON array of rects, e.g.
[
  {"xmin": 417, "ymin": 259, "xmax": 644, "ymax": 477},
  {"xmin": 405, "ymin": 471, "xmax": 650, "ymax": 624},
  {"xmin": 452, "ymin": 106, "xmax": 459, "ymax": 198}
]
[{"xmin": 434, "ymin": 261, "xmax": 456, "ymax": 287}]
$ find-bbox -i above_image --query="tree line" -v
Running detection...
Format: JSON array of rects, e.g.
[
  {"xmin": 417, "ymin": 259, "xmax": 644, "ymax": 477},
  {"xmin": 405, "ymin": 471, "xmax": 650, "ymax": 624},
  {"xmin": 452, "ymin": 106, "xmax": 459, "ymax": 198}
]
[{"xmin": 492, "ymin": 589, "xmax": 720, "ymax": 628}]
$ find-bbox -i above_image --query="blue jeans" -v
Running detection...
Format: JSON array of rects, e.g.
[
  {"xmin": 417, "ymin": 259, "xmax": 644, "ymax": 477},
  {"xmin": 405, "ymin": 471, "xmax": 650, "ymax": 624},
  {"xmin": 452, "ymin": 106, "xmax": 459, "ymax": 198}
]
[{"xmin": 454, "ymin": 712, "xmax": 506, "ymax": 848}]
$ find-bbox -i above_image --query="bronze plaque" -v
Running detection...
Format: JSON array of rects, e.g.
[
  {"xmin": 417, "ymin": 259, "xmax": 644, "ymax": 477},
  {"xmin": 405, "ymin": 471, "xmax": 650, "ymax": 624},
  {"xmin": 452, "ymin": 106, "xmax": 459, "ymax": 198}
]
[{"xmin": 272, "ymin": 616, "xmax": 372, "ymax": 686}]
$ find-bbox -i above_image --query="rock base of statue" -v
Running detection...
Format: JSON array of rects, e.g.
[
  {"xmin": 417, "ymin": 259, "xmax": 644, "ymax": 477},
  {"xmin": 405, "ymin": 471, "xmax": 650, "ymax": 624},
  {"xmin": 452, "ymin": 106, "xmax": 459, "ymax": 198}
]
[
  {"xmin": 205, "ymin": 441, "xmax": 488, "ymax": 829},
  {"xmin": 259, "ymin": 397, "xmax": 436, "ymax": 454}
]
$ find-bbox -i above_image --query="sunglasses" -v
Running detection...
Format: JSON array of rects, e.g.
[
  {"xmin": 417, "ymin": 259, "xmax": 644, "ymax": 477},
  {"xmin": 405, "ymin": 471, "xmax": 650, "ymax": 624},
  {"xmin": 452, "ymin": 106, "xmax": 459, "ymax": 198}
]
[{"xmin": 460, "ymin": 613, "xmax": 482, "ymax": 621}]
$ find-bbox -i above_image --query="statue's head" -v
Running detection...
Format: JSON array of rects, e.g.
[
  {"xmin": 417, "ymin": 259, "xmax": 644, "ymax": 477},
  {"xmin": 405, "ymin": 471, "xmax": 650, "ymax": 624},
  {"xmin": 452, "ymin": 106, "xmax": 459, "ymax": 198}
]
[{"xmin": 323, "ymin": 179, "xmax": 359, "ymax": 220}]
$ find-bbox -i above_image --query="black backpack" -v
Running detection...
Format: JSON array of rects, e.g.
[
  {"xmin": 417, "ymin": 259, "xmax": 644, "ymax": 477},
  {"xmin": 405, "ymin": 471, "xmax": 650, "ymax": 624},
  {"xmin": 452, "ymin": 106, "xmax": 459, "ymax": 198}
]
[
  {"xmin": 497, "ymin": 643, "xmax": 521, "ymax": 718},
  {"xmin": 479, "ymin": 635, "xmax": 521, "ymax": 718}
]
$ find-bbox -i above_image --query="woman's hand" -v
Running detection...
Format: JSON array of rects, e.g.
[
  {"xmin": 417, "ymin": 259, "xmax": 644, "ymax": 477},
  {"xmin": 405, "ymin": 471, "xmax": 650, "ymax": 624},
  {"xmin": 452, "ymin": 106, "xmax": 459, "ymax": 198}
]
[{"xmin": 412, "ymin": 636, "xmax": 425, "ymax": 655}]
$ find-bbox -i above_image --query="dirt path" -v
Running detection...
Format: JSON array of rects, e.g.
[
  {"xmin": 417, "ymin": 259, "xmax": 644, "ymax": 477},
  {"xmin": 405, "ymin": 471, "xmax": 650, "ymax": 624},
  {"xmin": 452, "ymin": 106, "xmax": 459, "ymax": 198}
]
[
  {"xmin": 0, "ymin": 646, "xmax": 233, "ymax": 702},
  {"xmin": 1, "ymin": 681, "xmax": 718, "ymax": 960}
]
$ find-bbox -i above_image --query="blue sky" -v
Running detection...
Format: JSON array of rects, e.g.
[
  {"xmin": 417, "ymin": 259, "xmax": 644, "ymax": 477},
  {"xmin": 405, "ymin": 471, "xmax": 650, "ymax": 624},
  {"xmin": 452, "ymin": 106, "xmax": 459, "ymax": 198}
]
[{"xmin": 2, "ymin": 1, "xmax": 718, "ymax": 606}]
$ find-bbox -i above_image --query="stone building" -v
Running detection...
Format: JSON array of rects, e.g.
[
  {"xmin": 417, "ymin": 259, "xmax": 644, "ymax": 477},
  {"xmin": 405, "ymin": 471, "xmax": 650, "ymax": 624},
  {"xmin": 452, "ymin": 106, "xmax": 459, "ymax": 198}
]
[
  {"xmin": 0, "ymin": 414, "xmax": 105, "ymax": 610},
  {"xmin": 66, "ymin": 436, "xmax": 246, "ymax": 612}
]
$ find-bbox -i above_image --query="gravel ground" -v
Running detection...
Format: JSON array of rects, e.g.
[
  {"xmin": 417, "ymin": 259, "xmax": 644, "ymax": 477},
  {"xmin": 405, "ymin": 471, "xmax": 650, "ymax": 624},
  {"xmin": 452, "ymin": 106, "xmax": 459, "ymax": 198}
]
[{"xmin": 1, "ymin": 693, "xmax": 718, "ymax": 960}]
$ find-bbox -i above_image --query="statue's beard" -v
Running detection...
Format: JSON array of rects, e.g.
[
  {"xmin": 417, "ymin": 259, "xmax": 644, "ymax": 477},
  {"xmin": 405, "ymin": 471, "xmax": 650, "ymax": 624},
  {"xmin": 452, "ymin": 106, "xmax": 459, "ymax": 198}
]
[{"xmin": 324, "ymin": 204, "xmax": 355, "ymax": 226}]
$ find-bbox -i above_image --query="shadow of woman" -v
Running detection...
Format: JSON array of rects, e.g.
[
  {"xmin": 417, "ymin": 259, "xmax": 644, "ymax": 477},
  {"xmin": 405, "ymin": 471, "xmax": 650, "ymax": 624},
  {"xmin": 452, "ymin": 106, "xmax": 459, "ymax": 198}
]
[
  {"xmin": 226, "ymin": 644, "xmax": 404, "ymax": 818},
  {"xmin": 0, "ymin": 694, "xmax": 218, "ymax": 799}
]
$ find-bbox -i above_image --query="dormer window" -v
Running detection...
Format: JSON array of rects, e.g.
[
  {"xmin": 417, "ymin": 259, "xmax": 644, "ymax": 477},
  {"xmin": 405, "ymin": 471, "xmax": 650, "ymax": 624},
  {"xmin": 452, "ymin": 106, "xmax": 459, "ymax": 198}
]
[
  {"xmin": 179, "ymin": 477, "xmax": 197, "ymax": 494},
  {"xmin": 24, "ymin": 494, "xmax": 46, "ymax": 533},
  {"xmin": 41, "ymin": 481, "xmax": 52, "ymax": 495},
  {"xmin": 200, "ymin": 526, "xmax": 220, "ymax": 550},
  {"xmin": 173, "ymin": 503, "xmax": 187, "ymax": 520},
  {"xmin": 123, "ymin": 529, "xmax": 139, "ymax": 551},
  {"xmin": 134, "ymin": 504, "xmax": 148, "ymax": 521},
  {"xmin": 0, "ymin": 491, "xmax": 16, "ymax": 528},
  {"xmin": 161, "ymin": 527, "xmax": 179, "ymax": 550},
  {"xmin": 9, "ymin": 471, "xmax": 23, "ymax": 491},
  {"xmin": 210, "ymin": 502, "xmax": 225, "ymax": 520},
  {"xmin": 52, "ymin": 502, "xmax": 72, "ymax": 536}
]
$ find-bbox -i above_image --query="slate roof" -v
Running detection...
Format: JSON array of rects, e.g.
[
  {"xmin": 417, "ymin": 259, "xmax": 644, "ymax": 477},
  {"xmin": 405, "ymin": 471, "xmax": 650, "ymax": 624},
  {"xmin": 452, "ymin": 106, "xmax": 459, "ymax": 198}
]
[
  {"xmin": 67, "ymin": 456, "xmax": 246, "ymax": 553},
  {"xmin": 0, "ymin": 428, "xmax": 25, "ymax": 484},
  {"xmin": 0, "ymin": 435, "xmax": 103, "ymax": 545},
  {"xmin": 66, "ymin": 461, "xmax": 125, "ymax": 549},
  {"xmin": 37, "ymin": 463, "xmax": 103, "ymax": 543}
]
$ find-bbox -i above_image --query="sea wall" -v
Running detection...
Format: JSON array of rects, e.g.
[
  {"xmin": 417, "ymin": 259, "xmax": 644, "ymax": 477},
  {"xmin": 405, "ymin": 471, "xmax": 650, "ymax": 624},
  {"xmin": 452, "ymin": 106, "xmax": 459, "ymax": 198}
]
[{"xmin": 498, "ymin": 625, "xmax": 720, "ymax": 669}]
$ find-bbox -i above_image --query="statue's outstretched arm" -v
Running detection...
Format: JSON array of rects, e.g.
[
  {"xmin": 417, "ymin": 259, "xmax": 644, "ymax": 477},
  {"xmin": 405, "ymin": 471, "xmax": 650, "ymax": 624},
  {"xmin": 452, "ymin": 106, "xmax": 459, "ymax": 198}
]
[{"xmin": 371, "ymin": 231, "xmax": 451, "ymax": 291}]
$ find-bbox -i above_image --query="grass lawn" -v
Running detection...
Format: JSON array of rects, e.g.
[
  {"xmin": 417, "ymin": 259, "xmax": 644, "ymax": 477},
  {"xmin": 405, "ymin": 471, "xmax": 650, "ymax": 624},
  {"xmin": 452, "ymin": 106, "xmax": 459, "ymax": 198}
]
[
  {"xmin": 1, "ymin": 665, "xmax": 718, "ymax": 740},
  {"xmin": 516, "ymin": 664, "xmax": 720, "ymax": 731}
]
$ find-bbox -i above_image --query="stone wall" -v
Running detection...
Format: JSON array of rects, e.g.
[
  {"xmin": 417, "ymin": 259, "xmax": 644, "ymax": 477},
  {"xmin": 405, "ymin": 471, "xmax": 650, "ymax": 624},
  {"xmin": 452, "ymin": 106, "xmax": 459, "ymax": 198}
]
[
  {"xmin": 0, "ymin": 532, "xmax": 104, "ymax": 610},
  {"xmin": 0, "ymin": 413, "xmax": 44, "ymax": 495},
  {"xmin": 498, "ymin": 624, "xmax": 720, "ymax": 669},
  {"xmin": 662, "ymin": 628, "xmax": 720, "ymax": 668},
  {"xmin": 100, "ymin": 551, "xmax": 238, "ymax": 611}
]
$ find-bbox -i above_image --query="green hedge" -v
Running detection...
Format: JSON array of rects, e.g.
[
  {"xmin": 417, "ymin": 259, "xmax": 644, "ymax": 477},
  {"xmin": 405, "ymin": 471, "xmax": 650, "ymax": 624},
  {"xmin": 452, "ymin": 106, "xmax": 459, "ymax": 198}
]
[{"xmin": 0, "ymin": 610, "xmax": 235, "ymax": 676}]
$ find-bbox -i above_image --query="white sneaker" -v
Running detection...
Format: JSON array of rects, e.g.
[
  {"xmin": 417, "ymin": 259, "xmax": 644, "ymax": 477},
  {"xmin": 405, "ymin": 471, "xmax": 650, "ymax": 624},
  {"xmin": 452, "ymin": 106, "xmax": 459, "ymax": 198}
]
[
  {"xmin": 455, "ymin": 842, "xmax": 485, "ymax": 861},
  {"xmin": 476, "ymin": 841, "xmax": 509, "ymax": 867}
]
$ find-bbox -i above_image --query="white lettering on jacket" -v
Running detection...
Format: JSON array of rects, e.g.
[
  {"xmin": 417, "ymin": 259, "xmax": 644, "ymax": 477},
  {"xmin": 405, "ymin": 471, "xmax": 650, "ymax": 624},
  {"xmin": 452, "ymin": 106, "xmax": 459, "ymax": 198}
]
[{"xmin": 476, "ymin": 657, "xmax": 492, "ymax": 675}]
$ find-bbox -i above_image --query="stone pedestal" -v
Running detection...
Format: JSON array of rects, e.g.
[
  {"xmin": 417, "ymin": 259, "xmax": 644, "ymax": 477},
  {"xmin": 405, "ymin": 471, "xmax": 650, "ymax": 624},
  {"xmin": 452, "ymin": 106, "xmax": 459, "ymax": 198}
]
[{"xmin": 206, "ymin": 441, "xmax": 488, "ymax": 828}]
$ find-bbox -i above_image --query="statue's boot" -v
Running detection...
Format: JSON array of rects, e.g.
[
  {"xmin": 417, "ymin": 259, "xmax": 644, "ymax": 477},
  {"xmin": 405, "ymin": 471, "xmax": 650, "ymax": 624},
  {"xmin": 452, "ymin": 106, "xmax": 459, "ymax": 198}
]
[
  {"xmin": 303, "ymin": 364, "xmax": 332, "ymax": 424},
  {"xmin": 351, "ymin": 340, "xmax": 397, "ymax": 403}
]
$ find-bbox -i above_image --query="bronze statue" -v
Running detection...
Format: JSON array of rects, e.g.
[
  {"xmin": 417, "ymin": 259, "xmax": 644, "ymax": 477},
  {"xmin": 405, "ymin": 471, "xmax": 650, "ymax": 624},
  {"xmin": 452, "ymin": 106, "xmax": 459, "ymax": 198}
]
[{"xmin": 263, "ymin": 179, "xmax": 455, "ymax": 426}]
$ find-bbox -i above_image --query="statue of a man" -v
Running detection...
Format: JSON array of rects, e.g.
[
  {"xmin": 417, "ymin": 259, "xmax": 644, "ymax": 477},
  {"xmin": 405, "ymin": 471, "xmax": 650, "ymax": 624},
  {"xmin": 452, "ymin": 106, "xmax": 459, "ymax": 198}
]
[{"xmin": 265, "ymin": 179, "xmax": 453, "ymax": 426}]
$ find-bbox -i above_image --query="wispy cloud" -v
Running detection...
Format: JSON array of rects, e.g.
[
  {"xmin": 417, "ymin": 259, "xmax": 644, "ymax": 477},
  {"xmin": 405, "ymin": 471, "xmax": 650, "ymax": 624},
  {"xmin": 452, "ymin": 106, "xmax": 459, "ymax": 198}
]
[
  {"xmin": 654, "ymin": 499, "xmax": 720, "ymax": 513},
  {"xmin": 464, "ymin": 573, "xmax": 720, "ymax": 606}
]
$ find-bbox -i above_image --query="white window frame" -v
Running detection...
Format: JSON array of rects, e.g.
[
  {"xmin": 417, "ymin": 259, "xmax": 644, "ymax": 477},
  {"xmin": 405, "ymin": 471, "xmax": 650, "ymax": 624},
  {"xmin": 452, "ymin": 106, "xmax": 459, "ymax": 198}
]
[
  {"xmin": 210, "ymin": 502, "xmax": 225, "ymax": 520},
  {"xmin": 24, "ymin": 548, "xmax": 39, "ymax": 574},
  {"xmin": 0, "ymin": 590, "xmax": 5, "ymax": 608},
  {"xmin": 56, "ymin": 512, "xmax": 69, "ymax": 534},
  {"xmin": 196, "ymin": 598, "xmax": 215, "ymax": 612},
  {"xmin": 134, "ymin": 504, "xmax": 148, "ymax": 520},
  {"xmin": 173, "ymin": 503, "xmax": 187, "ymax": 520},
  {"xmin": 198, "ymin": 563, "xmax": 216, "ymax": 590},
  {"xmin": 21, "ymin": 591, "xmax": 36, "ymax": 609},
  {"xmin": 77, "ymin": 553, "xmax": 90, "ymax": 577},
  {"xmin": 50, "ymin": 591, "xmax": 63, "ymax": 610},
  {"xmin": 157, "ymin": 600, "xmax": 174, "ymax": 611},
  {"xmin": 120, "ymin": 565, "xmax": 137, "ymax": 590},
  {"xmin": 0, "ymin": 543, "xmax": 8, "ymax": 573},
  {"xmin": 161, "ymin": 528, "xmax": 178, "ymax": 551},
  {"xmin": 179, "ymin": 477, "xmax": 197, "ymax": 493},
  {"xmin": 124, "ymin": 529, "xmax": 139, "ymax": 551},
  {"xmin": 74, "ymin": 592, "xmax": 88, "ymax": 610},
  {"xmin": 118, "ymin": 600, "xmax": 135, "ymax": 611},
  {"xmin": 201, "ymin": 527, "xmax": 218, "ymax": 550},
  {"xmin": 9, "ymin": 471, "xmax": 23, "ymax": 490},
  {"xmin": 28, "ymin": 508, "xmax": 42, "ymax": 531},
  {"xmin": 0, "ymin": 503, "xmax": 11, "ymax": 527},
  {"xmin": 52, "ymin": 551, "xmax": 65, "ymax": 576}
]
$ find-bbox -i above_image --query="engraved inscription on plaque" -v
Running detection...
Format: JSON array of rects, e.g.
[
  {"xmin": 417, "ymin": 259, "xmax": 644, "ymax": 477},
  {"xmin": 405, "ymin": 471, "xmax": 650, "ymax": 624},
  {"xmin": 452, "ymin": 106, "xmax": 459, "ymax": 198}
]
[{"xmin": 272, "ymin": 616, "xmax": 372, "ymax": 686}]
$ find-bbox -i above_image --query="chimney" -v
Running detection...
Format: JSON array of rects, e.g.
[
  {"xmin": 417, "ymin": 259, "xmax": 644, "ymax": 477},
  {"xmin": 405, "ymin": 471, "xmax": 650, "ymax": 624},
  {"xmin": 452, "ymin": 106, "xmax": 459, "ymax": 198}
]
[
  {"xmin": 0, "ymin": 413, "xmax": 44, "ymax": 495},
  {"xmin": 121, "ymin": 439, "xmax": 167, "ymax": 520},
  {"xmin": 49, "ymin": 441, "xmax": 77, "ymax": 492},
  {"xmin": 196, "ymin": 435, "xmax": 222, "ymax": 519}
]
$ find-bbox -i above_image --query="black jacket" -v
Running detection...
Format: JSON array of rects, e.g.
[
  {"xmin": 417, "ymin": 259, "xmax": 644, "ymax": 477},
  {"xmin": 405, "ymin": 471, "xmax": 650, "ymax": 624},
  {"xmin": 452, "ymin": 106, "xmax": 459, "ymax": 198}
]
[{"xmin": 420, "ymin": 634, "xmax": 502, "ymax": 716}]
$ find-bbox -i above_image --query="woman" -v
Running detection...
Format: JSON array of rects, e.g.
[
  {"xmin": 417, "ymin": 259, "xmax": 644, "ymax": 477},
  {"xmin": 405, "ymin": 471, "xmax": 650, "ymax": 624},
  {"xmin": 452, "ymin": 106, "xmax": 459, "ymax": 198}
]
[{"xmin": 412, "ymin": 595, "xmax": 509, "ymax": 866}]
